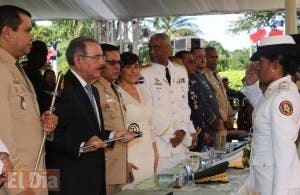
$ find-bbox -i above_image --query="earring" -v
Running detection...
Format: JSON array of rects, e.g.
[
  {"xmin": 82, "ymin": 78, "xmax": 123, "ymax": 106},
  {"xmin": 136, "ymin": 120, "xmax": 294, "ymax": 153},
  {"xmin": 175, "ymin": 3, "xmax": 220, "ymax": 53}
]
[{"xmin": 271, "ymin": 69, "xmax": 275, "ymax": 73}]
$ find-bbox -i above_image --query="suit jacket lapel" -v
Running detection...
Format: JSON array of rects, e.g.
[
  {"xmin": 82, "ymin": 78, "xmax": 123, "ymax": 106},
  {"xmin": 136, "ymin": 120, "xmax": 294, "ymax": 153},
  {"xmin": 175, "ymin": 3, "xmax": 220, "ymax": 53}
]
[
  {"xmin": 66, "ymin": 71, "xmax": 101, "ymax": 135},
  {"xmin": 92, "ymin": 85, "xmax": 105, "ymax": 138}
]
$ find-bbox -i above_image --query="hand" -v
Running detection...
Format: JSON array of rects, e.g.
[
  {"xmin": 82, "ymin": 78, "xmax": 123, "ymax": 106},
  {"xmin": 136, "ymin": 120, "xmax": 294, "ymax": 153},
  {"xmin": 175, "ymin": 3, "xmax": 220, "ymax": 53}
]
[
  {"xmin": 245, "ymin": 62, "xmax": 258, "ymax": 86},
  {"xmin": 170, "ymin": 130, "xmax": 186, "ymax": 148},
  {"xmin": 127, "ymin": 162, "xmax": 138, "ymax": 183},
  {"xmin": 41, "ymin": 111, "xmax": 58, "ymax": 133},
  {"xmin": 83, "ymin": 136, "xmax": 107, "ymax": 153},
  {"xmin": 224, "ymin": 116, "xmax": 234, "ymax": 129},
  {"xmin": 216, "ymin": 119, "xmax": 225, "ymax": 132},
  {"xmin": 0, "ymin": 152, "xmax": 13, "ymax": 186},
  {"xmin": 114, "ymin": 131, "xmax": 135, "ymax": 143},
  {"xmin": 203, "ymin": 132, "xmax": 213, "ymax": 144},
  {"xmin": 189, "ymin": 133, "xmax": 198, "ymax": 149}
]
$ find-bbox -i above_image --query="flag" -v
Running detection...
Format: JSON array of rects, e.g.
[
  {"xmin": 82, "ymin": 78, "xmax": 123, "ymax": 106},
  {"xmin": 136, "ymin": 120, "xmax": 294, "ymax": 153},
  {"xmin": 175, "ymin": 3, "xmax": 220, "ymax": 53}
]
[
  {"xmin": 270, "ymin": 20, "xmax": 284, "ymax": 29},
  {"xmin": 47, "ymin": 41, "xmax": 57, "ymax": 64},
  {"xmin": 269, "ymin": 29, "xmax": 283, "ymax": 36},
  {"xmin": 250, "ymin": 29, "xmax": 266, "ymax": 43},
  {"xmin": 268, "ymin": 20, "xmax": 284, "ymax": 36}
]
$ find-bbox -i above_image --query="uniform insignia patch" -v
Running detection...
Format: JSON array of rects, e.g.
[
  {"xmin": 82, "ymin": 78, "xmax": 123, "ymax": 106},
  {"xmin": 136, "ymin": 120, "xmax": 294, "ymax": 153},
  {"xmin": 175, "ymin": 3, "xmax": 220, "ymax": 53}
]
[
  {"xmin": 278, "ymin": 81, "xmax": 290, "ymax": 90},
  {"xmin": 141, "ymin": 64, "xmax": 152, "ymax": 69},
  {"xmin": 279, "ymin": 100, "xmax": 293, "ymax": 116}
]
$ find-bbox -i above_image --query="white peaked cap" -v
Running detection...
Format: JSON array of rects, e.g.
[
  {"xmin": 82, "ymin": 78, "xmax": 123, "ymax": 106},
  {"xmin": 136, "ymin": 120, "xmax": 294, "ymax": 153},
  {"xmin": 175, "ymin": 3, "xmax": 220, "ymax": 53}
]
[
  {"xmin": 259, "ymin": 35, "xmax": 295, "ymax": 46},
  {"xmin": 250, "ymin": 35, "xmax": 297, "ymax": 61}
]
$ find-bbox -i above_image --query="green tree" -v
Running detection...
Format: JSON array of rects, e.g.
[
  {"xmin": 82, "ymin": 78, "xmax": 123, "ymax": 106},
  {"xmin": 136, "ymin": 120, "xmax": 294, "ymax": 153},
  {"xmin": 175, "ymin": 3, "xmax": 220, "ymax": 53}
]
[
  {"xmin": 32, "ymin": 20, "xmax": 96, "ymax": 73},
  {"xmin": 205, "ymin": 40, "xmax": 230, "ymax": 71},
  {"xmin": 227, "ymin": 11, "xmax": 300, "ymax": 34},
  {"xmin": 139, "ymin": 44, "xmax": 150, "ymax": 64},
  {"xmin": 219, "ymin": 70, "xmax": 245, "ymax": 90},
  {"xmin": 229, "ymin": 49, "xmax": 250, "ymax": 70},
  {"xmin": 146, "ymin": 16, "xmax": 201, "ymax": 39}
]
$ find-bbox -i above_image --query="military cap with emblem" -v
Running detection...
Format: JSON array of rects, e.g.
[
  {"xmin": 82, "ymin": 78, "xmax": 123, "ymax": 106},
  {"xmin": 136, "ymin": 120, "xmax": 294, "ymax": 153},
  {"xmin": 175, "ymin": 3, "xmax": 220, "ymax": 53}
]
[
  {"xmin": 191, "ymin": 161, "xmax": 229, "ymax": 183},
  {"xmin": 250, "ymin": 35, "xmax": 300, "ymax": 74}
]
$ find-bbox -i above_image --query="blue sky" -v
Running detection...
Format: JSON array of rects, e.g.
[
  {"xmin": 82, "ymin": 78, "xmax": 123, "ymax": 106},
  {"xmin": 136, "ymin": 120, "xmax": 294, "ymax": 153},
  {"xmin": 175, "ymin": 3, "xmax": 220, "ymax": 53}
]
[{"xmin": 195, "ymin": 14, "xmax": 250, "ymax": 51}]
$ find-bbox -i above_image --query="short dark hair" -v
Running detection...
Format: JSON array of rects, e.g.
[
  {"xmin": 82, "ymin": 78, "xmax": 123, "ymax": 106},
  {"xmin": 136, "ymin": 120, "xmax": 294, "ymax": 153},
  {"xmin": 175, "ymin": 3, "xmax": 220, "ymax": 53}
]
[
  {"xmin": 27, "ymin": 40, "xmax": 48, "ymax": 70},
  {"xmin": 0, "ymin": 5, "xmax": 31, "ymax": 33},
  {"xmin": 175, "ymin": 50, "xmax": 190, "ymax": 59},
  {"xmin": 43, "ymin": 69, "xmax": 55, "ymax": 79},
  {"xmin": 190, "ymin": 47, "xmax": 204, "ymax": 55},
  {"xmin": 205, "ymin": 46, "xmax": 216, "ymax": 53},
  {"xmin": 264, "ymin": 53, "xmax": 300, "ymax": 75},
  {"xmin": 100, "ymin": 43, "xmax": 119, "ymax": 55},
  {"xmin": 66, "ymin": 36, "xmax": 100, "ymax": 66},
  {"xmin": 120, "ymin": 52, "xmax": 139, "ymax": 68}
]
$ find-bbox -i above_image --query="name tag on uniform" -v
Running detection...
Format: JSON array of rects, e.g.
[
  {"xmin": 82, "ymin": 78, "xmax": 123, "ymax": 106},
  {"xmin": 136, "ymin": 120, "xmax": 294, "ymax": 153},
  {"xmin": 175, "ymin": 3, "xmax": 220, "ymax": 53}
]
[
  {"xmin": 154, "ymin": 78, "xmax": 162, "ymax": 86},
  {"xmin": 177, "ymin": 78, "xmax": 185, "ymax": 84}
]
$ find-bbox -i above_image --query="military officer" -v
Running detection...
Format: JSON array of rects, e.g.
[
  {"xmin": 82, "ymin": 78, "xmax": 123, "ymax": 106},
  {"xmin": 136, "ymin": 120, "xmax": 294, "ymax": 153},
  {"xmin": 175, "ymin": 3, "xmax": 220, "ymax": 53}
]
[
  {"xmin": 0, "ymin": 5, "xmax": 57, "ymax": 194},
  {"xmin": 92, "ymin": 44, "xmax": 129, "ymax": 195},
  {"xmin": 177, "ymin": 49, "xmax": 222, "ymax": 152},
  {"xmin": 204, "ymin": 46, "xmax": 234, "ymax": 150},
  {"xmin": 141, "ymin": 33, "xmax": 195, "ymax": 172},
  {"xmin": 242, "ymin": 35, "xmax": 300, "ymax": 195}
]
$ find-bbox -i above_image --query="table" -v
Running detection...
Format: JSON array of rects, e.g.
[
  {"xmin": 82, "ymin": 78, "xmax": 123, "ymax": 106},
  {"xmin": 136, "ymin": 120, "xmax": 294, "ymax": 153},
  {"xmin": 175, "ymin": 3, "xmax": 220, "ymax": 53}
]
[{"xmin": 116, "ymin": 148, "xmax": 251, "ymax": 195}]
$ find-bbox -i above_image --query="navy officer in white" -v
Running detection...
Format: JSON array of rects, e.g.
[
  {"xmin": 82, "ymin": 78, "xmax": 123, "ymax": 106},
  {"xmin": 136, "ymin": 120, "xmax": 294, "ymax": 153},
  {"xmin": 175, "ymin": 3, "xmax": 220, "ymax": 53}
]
[
  {"xmin": 140, "ymin": 33, "xmax": 195, "ymax": 172},
  {"xmin": 242, "ymin": 35, "xmax": 300, "ymax": 195}
]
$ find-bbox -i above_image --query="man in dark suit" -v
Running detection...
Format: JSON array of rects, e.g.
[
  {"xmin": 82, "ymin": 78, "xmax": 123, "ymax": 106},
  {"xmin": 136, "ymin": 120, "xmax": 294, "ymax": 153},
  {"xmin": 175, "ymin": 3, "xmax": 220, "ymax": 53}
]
[{"xmin": 46, "ymin": 37, "xmax": 133, "ymax": 195}]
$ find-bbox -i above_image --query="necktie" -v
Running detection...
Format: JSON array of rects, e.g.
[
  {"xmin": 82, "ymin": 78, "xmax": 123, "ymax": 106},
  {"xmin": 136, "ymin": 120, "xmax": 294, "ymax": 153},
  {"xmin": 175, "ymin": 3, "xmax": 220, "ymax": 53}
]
[
  {"xmin": 165, "ymin": 67, "xmax": 171, "ymax": 85},
  {"xmin": 85, "ymin": 84, "xmax": 97, "ymax": 115}
]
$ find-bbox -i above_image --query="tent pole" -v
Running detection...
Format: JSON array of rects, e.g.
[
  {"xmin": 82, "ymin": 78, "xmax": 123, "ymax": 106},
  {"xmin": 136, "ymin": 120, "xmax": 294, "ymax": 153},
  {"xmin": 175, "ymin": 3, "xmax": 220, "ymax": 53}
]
[{"xmin": 285, "ymin": 0, "xmax": 297, "ymax": 34}]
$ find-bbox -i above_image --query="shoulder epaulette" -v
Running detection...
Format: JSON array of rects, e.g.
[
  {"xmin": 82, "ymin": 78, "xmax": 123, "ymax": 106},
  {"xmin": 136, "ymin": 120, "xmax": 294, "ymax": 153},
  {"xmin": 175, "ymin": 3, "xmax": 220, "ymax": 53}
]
[
  {"xmin": 91, "ymin": 79, "xmax": 98, "ymax": 85},
  {"xmin": 278, "ymin": 81, "xmax": 290, "ymax": 91},
  {"xmin": 141, "ymin": 64, "xmax": 152, "ymax": 69},
  {"xmin": 173, "ymin": 62, "xmax": 183, "ymax": 67}
]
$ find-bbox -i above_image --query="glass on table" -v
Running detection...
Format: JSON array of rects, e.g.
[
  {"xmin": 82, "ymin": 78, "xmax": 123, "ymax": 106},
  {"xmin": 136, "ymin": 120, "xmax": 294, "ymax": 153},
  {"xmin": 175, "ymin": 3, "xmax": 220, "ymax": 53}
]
[{"xmin": 208, "ymin": 147, "xmax": 215, "ymax": 164}]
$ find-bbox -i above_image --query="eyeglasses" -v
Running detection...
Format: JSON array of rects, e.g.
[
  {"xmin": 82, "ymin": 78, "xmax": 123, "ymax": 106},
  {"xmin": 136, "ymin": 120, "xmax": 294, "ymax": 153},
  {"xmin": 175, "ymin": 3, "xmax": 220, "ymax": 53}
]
[
  {"xmin": 80, "ymin": 55, "xmax": 106, "ymax": 61},
  {"xmin": 105, "ymin": 60, "xmax": 121, "ymax": 66}
]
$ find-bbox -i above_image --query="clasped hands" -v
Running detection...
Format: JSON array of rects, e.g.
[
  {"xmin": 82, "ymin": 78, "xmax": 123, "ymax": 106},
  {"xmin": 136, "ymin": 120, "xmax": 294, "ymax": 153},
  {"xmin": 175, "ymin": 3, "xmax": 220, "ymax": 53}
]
[
  {"xmin": 83, "ymin": 130, "xmax": 135, "ymax": 153},
  {"xmin": 170, "ymin": 129, "xmax": 186, "ymax": 148}
]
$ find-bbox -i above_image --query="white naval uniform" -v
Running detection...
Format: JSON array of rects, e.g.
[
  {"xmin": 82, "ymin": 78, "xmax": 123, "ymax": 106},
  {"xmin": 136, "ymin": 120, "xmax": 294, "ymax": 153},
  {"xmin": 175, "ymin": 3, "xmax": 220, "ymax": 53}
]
[
  {"xmin": 242, "ymin": 75, "xmax": 300, "ymax": 195},
  {"xmin": 141, "ymin": 61, "xmax": 195, "ymax": 172}
]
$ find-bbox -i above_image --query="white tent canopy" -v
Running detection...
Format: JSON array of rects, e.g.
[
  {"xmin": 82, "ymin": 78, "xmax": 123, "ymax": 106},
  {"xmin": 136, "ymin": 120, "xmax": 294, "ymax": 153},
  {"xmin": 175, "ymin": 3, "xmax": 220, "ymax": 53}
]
[{"xmin": 0, "ymin": 0, "xmax": 300, "ymax": 21}]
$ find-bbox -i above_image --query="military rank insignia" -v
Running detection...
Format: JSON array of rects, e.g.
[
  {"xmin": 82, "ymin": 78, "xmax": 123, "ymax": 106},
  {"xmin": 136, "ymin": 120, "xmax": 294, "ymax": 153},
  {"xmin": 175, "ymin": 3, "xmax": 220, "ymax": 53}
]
[{"xmin": 279, "ymin": 100, "xmax": 293, "ymax": 116}]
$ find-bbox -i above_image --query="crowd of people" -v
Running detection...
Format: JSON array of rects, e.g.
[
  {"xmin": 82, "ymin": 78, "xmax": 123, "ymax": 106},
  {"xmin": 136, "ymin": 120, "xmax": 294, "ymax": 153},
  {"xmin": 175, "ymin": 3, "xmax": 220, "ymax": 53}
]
[{"xmin": 1, "ymin": 4, "xmax": 300, "ymax": 195}]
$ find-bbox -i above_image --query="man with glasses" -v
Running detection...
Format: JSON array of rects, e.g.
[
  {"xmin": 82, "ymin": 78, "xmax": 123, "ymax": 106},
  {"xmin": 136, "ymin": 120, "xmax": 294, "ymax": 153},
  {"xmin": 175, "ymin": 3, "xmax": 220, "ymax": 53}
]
[
  {"xmin": 140, "ymin": 33, "xmax": 195, "ymax": 172},
  {"xmin": 92, "ymin": 44, "xmax": 129, "ymax": 195},
  {"xmin": 46, "ymin": 37, "xmax": 133, "ymax": 195}
]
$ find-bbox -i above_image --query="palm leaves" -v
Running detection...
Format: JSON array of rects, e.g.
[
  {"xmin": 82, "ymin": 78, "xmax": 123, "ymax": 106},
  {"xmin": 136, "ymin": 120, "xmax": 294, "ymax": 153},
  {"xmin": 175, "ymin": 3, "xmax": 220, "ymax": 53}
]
[{"xmin": 146, "ymin": 16, "xmax": 201, "ymax": 39}]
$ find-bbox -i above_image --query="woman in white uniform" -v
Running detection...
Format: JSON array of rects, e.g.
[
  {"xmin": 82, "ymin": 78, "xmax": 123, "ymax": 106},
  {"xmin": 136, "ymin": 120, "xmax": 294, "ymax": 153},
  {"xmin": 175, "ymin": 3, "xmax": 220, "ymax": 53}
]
[
  {"xmin": 242, "ymin": 35, "xmax": 300, "ymax": 195},
  {"xmin": 118, "ymin": 52, "xmax": 159, "ymax": 188}
]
